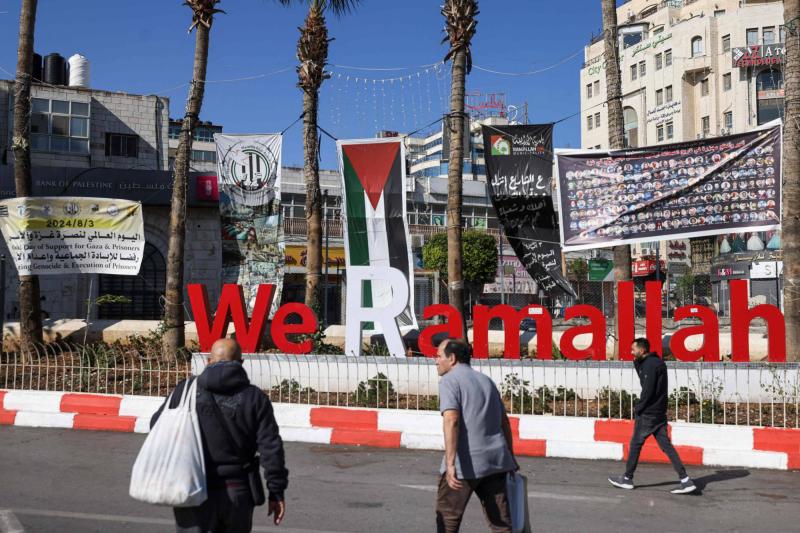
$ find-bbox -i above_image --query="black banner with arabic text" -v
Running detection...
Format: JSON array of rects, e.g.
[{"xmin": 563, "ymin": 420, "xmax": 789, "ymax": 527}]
[{"xmin": 482, "ymin": 124, "xmax": 574, "ymax": 297}]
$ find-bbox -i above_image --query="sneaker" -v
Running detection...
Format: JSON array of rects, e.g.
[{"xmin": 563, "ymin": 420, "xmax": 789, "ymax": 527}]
[
  {"xmin": 608, "ymin": 475, "xmax": 634, "ymax": 490},
  {"xmin": 670, "ymin": 478, "xmax": 697, "ymax": 494}
]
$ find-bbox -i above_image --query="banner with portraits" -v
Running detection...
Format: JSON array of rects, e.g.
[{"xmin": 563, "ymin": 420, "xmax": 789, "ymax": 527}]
[
  {"xmin": 482, "ymin": 124, "xmax": 574, "ymax": 297},
  {"xmin": 555, "ymin": 121, "xmax": 781, "ymax": 252},
  {"xmin": 214, "ymin": 134, "xmax": 284, "ymax": 315}
]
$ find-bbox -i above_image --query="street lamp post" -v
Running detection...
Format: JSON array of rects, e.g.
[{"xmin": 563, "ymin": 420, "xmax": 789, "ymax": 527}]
[{"xmin": 323, "ymin": 190, "xmax": 330, "ymax": 328}]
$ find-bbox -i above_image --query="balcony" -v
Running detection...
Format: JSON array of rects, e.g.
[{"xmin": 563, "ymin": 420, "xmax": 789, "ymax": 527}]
[{"xmin": 282, "ymin": 217, "xmax": 507, "ymax": 246}]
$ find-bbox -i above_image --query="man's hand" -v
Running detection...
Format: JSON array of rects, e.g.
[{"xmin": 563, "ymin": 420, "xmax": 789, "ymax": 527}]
[
  {"xmin": 268, "ymin": 500, "xmax": 286, "ymax": 526},
  {"xmin": 446, "ymin": 464, "xmax": 463, "ymax": 490}
]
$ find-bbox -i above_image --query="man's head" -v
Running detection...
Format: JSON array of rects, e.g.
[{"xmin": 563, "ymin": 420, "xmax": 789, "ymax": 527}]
[
  {"xmin": 631, "ymin": 337, "xmax": 650, "ymax": 360},
  {"xmin": 208, "ymin": 338, "xmax": 243, "ymax": 364},
  {"xmin": 436, "ymin": 338, "xmax": 471, "ymax": 376}
]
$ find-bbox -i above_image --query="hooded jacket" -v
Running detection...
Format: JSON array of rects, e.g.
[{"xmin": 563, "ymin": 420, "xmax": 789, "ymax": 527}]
[
  {"xmin": 633, "ymin": 352, "xmax": 669, "ymax": 420},
  {"xmin": 151, "ymin": 361, "xmax": 288, "ymax": 502}
]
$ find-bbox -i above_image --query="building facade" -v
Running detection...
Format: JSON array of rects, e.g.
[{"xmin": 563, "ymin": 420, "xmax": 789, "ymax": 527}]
[
  {"xmin": 579, "ymin": 0, "xmax": 786, "ymax": 312},
  {"xmin": 167, "ymin": 118, "xmax": 222, "ymax": 173}
]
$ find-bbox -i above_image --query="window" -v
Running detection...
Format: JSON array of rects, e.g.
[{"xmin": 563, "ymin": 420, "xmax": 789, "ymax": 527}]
[
  {"xmin": 701, "ymin": 78, "xmax": 710, "ymax": 96},
  {"xmin": 623, "ymin": 107, "xmax": 638, "ymax": 148},
  {"xmin": 780, "ymin": 25, "xmax": 786, "ymax": 43},
  {"xmin": 722, "ymin": 34, "xmax": 731, "ymax": 52},
  {"xmin": 664, "ymin": 49, "xmax": 672, "ymax": 66},
  {"xmin": 190, "ymin": 149, "xmax": 216, "ymax": 163},
  {"xmin": 714, "ymin": 9, "xmax": 726, "ymax": 17},
  {"xmin": 691, "ymin": 36, "xmax": 704, "ymax": 57},
  {"xmin": 665, "ymin": 85, "xmax": 673, "ymax": 102},
  {"xmin": 586, "ymin": 83, "xmax": 593, "ymax": 99},
  {"xmin": 587, "ymin": 115, "xmax": 593, "ymax": 130},
  {"xmin": 639, "ymin": 61, "xmax": 646, "ymax": 77},
  {"xmin": 656, "ymin": 88, "xmax": 664, "ymax": 106},
  {"xmin": 747, "ymin": 28, "xmax": 759, "ymax": 46},
  {"xmin": 657, "ymin": 124, "xmax": 665, "ymax": 142},
  {"xmin": 724, "ymin": 111, "xmax": 733, "ymax": 130},
  {"xmin": 630, "ymin": 64, "xmax": 638, "ymax": 81},
  {"xmin": 98, "ymin": 243, "xmax": 166, "ymax": 320},
  {"xmin": 105, "ymin": 133, "xmax": 139, "ymax": 158},
  {"xmin": 702, "ymin": 116, "xmax": 711, "ymax": 136},
  {"xmin": 723, "ymin": 73, "xmax": 732, "ymax": 91},
  {"xmin": 593, "ymin": 80, "xmax": 600, "ymax": 94},
  {"xmin": 168, "ymin": 123, "xmax": 181, "ymax": 140},
  {"xmin": 763, "ymin": 27, "xmax": 775, "ymax": 45},
  {"xmin": 594, "ymin": 112, "xmax": 601, "ymax": 128},
  {"xmin": 655, "ymin": 53, "xmax": 663, "ymax": 70},
  {"xmin": 666, "ymin": 120, "xmax": 674, "ymax": 139},
  {"xmin": 29, "ymin": 97, "xmax": 90, "ymax": 154}
]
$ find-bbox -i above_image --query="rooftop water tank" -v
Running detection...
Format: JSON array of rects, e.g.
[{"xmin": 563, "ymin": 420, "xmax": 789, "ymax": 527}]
[
  {"xmin": 43, "ymin": 53, "xmax": 66, "ymax": 85},
  {"xmin": 67, "ymin": 54, "xmax": 90, "ymax": 88},
  {"xmin": 32, "ymin": 53, "xmax": 42, "ymax": 82}
]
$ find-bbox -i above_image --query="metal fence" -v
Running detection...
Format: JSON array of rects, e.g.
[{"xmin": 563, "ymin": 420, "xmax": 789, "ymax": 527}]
[
  {"xmin": 0, "ymin": 342, "xmax": 190, "ymax": 397},
  {"xmin": 2, "ymin": 344, "xmax": 797, "ymax": 428}
]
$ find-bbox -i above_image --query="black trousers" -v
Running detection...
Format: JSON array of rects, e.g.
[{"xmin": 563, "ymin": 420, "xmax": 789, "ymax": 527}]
[
  {"xmin": 174, "ymin": 481, "xmax": 254, "ymax": 533},
  {"xmin": 625, "ymin": 416, "xmax": 687, "ymax": 480}
]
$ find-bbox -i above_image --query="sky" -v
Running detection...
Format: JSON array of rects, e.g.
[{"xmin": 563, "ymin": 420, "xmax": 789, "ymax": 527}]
[{"xmin": 0, "ymin": 0, "xmax": 605, "ymax": 169}]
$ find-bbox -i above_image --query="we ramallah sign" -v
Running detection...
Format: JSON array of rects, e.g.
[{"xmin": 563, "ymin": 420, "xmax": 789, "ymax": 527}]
[{"xmin": 188, "ymin": 267, "xmax": 787, "ymax": 362}]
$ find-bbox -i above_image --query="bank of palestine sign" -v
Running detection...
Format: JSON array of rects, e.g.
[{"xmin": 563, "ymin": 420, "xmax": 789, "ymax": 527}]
[
  {"xmin": 481, "ymin": 124, "xmax": 574, "ymax": 297},
  {"xmin": 556, "ymin": 121, "xmax": 781, "ymax": 252},
  {"xmin": 0, "ymin": 197, "xmax": 144, "ymax": 276},
  {"xmin": 337, "ymin": 138, "xmax": 417, "ymax": 336},
  {"xmin": 215, "ymin": 133, "xmax": 284, "ymax": 315}
]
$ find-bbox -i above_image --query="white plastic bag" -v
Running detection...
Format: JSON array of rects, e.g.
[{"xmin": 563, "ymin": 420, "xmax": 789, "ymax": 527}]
[
  {"xmin": 129, "ymin": 379, "xmax": 207, "ymax": 507},
  {"xmin": 506, "ymin": 471, "xmax": 531, "ymax": 533}
]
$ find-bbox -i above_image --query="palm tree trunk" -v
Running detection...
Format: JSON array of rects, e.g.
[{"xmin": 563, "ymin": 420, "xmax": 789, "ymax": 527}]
[
  {"xmin": 601, "ymin": 0, "xmax": 631, "ymax": 358},
  {"xmin": 782, "ymin": 0, "xmax": 800, "ymax": 361},
  {"xmin": 447, "ymin": 47, "xmax": 468, "ymax": 339},
  {"xmin": 12, "ymin": 0, "xmax": 42, "ymax": 348},
  {"xmin": 163, "ymin": 23, "xmax": 210, "ymax": 354},
  {"xmin": 303, "ymin": 89, "xmax": 322, "ymax": 317}
]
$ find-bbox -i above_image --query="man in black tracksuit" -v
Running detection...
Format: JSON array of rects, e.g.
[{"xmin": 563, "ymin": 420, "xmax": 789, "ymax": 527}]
[
  {"xmin": 152, "ymin": 339, "xmax": 289, "ymax": 532},
  {"xmin": 608, "ymin": 338, "xmax": 697, "ymax": 494}
]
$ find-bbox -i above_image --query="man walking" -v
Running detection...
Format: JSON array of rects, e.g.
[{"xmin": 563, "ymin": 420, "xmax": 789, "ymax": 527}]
[
  {"xmin": 435, "ymin": 338, "xmax": 518, "ymax": 533},
  {"xmin": 608, "ymin": 338, "xmax": 697, "ymax": 494},
  {"xmin": 152, "ymin": 339, "xmax": 289, "ymax": 531}
]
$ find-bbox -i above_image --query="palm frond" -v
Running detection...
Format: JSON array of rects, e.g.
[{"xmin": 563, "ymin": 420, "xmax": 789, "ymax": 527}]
[
  {"xmin": 277, "ymin": 0, "xmax": 361, "ymax": 18},
  {"xmin": 184, "ymin": 0, "xmax": 225, "ymax": 33}
]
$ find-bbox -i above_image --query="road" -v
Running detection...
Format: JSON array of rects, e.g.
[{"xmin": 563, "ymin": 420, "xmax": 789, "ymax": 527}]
[{"xmin": 0, "ymin": 427, "xmax": 798, "ymax": 532}]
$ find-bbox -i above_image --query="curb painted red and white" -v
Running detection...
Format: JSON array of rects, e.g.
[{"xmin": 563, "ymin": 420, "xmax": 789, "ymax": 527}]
[{"xmin": 2, "ymin": 389, "xmax": 798, "ymax": 471}]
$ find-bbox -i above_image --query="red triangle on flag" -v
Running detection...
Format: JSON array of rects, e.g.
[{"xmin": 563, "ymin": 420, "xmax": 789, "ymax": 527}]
[{"xmin": 342, "ymin": 142, "xmax": 400, "ymax": 210}]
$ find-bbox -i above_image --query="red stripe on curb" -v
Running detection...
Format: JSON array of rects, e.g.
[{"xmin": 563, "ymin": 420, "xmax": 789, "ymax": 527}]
[
  {"xmin": 595, "ymin": 419, "xmax": 704, "ymax": 466},
  {"xmin": 508, "ymin": 417, "xmax": 547, "ymax": 457},
  {"xmin": 330, "ymin": 428, "xmax": 402, "ymax": 448},
  {"xmin": 754, "ymin": 428, "xmax": 800, "ymax": 469},
  {"xmin": 73, "ymin": 414, "xmax": 136, "ymax": 433},
  {"xmin": 61, "ymin": 394, "xmax": 122, "ymax": 416},
  {"xmin": 310, "ymin": 407, "xmax": 378, "ymax": 431},
  {"xmin": 0, "ymin": 391, "xmax": 16, "ymax": 425}
]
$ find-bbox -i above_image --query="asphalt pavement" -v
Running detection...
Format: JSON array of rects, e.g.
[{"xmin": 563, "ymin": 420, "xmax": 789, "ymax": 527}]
[{"xmin": 0, "ymin": 427, "xmax": 798, "ymax": 532}]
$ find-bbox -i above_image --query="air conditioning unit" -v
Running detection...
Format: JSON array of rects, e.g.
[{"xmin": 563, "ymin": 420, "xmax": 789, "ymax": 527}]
[
  {"xmin": 720, "ymin": 128, "xmax": 728, "ymax": 135},
  {"xmin": 411, "ymin": 234, "xmax": 424, "ymax": 248}
]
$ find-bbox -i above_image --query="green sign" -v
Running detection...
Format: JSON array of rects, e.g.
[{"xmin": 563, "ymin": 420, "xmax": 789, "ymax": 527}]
[{"xmin": 588, "ymin": 259, "xmax": 614, "ymax": 281}]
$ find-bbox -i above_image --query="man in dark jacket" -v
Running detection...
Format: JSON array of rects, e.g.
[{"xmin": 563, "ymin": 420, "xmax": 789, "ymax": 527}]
[
  {"xmin": 151, "ymin": 339, "xmax": 288, "ymax": 531},
  {"xmin": 608, "ymin": 338, "xmax": 696, "ymax": 494}
]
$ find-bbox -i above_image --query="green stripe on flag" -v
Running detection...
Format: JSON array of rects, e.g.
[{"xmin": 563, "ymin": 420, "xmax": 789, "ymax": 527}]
[{"xmin": 343, "ymin": 152, "xmax": 373, "ymax": 326}]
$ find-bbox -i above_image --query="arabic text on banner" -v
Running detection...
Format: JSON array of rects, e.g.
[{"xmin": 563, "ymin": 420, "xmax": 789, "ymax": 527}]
[
  {"xmin": 481, "ymin": 124, "xmax": 575, "ymax": 297},
  {"xmin": 555, "ymin": 121, "xmax": 782, "ymax": 252},
  {"xmin": 0, "ymin": 197, "xmax": 144, "ymax": 276},
  {"xmin": 214, "ymin": 133, "xmax": 285, "ymax": 315}
]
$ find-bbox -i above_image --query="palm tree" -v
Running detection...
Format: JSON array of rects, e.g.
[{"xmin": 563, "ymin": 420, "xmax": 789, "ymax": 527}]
[
  {"xmin": 292, "ymin": 0, "xmax": 360, "ymax": 322},
  {"xmin": 442, "ymin": 0, "xmax": 478, "ymax": 340},
  {"xmin": 782, "ymin": 0, "xmax": 799, "ymax": 360},
  {"xmin": 11, "ymin": 0, "xmax": 43, "ymax": 348},
  {"xmin": 601, "ymin": 0, "xmax": 631, "ymax": 358},
  {"xmin": 163, "ymin": 0, "xmax": 223, "ymax": 355}
]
